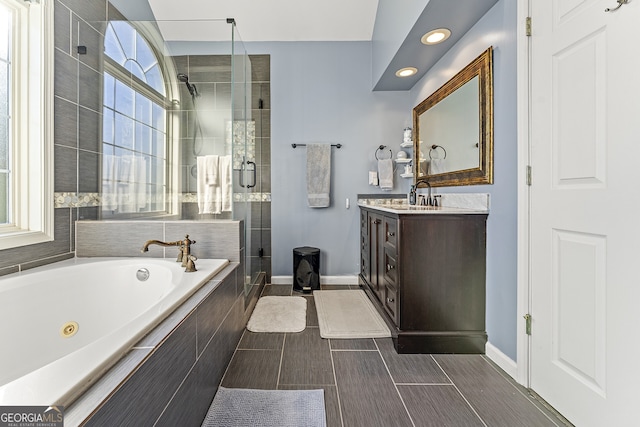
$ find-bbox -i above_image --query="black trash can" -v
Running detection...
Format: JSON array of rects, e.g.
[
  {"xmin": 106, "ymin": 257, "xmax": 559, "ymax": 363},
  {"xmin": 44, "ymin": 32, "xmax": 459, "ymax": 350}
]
[{"xmin": 293, "ymin": 246, "xmax": 320, "ymax": 293}]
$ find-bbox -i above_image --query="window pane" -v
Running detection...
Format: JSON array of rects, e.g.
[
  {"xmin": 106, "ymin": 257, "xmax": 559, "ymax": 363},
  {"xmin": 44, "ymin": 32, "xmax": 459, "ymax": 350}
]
[
  {"xmin": 135, "ymin": 122, "xmax": 151, "ymax": 154},
  {"xmin": 111, "ymin": 21, "xmax": 135, "ymax": 62},
  {"xmin": 0, "ymin": 172, "xmax": 7, "ymax": 224},
  {"xmin": 0, "ymin": 117, "xmax": 7, "ymax": 169},
  {"xmin": 135, "ymin": 32, "xmax": 156, "ymax": 71},
  {"xmin": 114, "ymin": 112, "xmax": 134, "ymax": 150},
  {"xmin": 145, "ymin": 65, "xmax": 165, "ymax": 95},
  {"xmin": 102, "ymin": 108, "xmax": 114, "ymax": 144},
  {"xmin": 115, "ymin": 79, "xmax": 134, "ymax": 118},
  {"xmin": 103, "ymin": 73, "xmax": 115, "ymax": 109},
  {"xmin": 104, "ymin": 24, "xmax": 126, "ymax": 66},
  {"xmin": 135, "ymin": 92, "xmax": 151, "ymax": 124},
  {"xmin": 152, "ymin": 102, "xmax": 164, "ymax": 130}
]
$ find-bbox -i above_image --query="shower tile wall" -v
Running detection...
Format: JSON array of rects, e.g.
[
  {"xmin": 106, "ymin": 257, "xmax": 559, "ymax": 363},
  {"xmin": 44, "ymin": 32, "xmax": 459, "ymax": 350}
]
[{"xmin": 178, "ymin": 54, "xmax": 272, "ymax": 281}]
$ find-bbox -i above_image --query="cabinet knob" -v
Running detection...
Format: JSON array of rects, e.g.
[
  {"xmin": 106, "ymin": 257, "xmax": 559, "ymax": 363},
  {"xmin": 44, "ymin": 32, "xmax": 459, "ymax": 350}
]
[
  {"xmin": 387, "ymin": 297, "xmax": 394, "ymax": 303},
  {"xmin": 387, "ymin": 264, "xmax": 394, "ymax": 271},
  {"xmin": 387, "ymin": 231, "xmax": 395, "ymax": 237}
]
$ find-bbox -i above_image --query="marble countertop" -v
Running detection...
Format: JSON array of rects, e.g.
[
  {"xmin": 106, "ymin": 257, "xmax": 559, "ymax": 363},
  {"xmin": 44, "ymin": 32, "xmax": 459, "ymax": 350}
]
[{"xmin": 357, "ymin": 193, "xmax": 490, "ymax": 215}]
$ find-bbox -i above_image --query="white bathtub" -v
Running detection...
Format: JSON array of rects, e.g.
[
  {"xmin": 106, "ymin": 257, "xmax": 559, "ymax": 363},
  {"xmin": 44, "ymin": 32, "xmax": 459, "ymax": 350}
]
[{"xmin": 0, "ymin": 257, "xmax": 229, "ymax": 406}]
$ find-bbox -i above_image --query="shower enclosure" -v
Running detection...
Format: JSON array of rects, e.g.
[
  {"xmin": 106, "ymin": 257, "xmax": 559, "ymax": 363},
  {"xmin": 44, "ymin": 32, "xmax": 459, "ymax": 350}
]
[{"xmin": 83, "ymin": 17, "xmax": 267, "ymax": 301}]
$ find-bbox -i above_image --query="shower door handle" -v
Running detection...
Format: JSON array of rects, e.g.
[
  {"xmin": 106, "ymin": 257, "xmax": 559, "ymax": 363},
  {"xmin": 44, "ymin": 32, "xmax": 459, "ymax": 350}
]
[
  {"xmin": 240, "ymin": 161, "xmax": 257, "ymax": 188},
  {"xmin": 247, "ymin": 161, "xmax": 256, "ymax": 188}
]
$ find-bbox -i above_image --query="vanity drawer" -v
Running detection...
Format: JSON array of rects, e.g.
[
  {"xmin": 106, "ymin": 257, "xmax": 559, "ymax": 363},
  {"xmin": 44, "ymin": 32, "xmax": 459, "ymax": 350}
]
[
  {"xmin": 383, "ymin": 249, "xmax": 397, "ymax": 286},
  {"xmin": 384, "ymin": 285, "xmax": 398, "ymax": 324},
  {"xmin": 383, "ymin": 217, "xmax": 397, "ymax": 249}
]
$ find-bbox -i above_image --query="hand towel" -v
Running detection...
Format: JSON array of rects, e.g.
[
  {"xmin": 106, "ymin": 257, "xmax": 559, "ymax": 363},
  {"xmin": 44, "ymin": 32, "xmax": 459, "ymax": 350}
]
[
  {"xmin": 306, "ymin": 144, "xmax": 331, "ymax": 208},
  {"xmin": 430, "ymin": 158, "xmax": 447, "ymax": 175},
  {"xmin": 197, "ymin": 156, "xmax": 221, "ymax": 214},
  {"xmin": 377, "ymin": 159, "xmax": 394, "ymax": 191},
  {"xmin": 220, "ymin": 155, "xmax": 233, "ymax": 212}
]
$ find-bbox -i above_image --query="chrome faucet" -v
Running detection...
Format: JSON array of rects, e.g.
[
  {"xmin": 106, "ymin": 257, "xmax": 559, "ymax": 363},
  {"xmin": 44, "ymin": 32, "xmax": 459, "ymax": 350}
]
[{"xmin": 141, "ymin": 234, "xmax": 198, "ymax": 272}]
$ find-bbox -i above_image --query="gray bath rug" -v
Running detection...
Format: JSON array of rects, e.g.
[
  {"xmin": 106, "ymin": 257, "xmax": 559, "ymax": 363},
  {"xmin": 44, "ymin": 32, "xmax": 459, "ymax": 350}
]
[
  {"xmin": 314, "ymin": 290, "xmax": 391, "ymax": 339},
  {"xmin": 246, "ymin": 296, "xmax": 307, "ymax": 333},
  {"xmin": 202, "ymin": 387, "xmax": 326, "ymax": 427}
]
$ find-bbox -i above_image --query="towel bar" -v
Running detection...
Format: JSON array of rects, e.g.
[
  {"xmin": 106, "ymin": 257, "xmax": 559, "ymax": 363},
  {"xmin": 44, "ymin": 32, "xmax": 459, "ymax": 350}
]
[{"xmin": 291, "ymin": 143, "xmax": 342, "ymax": 149}]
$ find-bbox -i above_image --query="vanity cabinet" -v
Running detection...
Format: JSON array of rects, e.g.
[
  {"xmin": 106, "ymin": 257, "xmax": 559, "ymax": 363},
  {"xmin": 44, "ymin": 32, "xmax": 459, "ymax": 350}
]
[{"xmin": 359, "ymin": 207, "xmax": 488, "ymax": 354}]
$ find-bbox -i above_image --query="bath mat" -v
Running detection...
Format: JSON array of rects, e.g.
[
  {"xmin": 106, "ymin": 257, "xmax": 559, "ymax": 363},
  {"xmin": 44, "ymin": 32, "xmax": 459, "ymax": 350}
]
[
  {"xmin": 314, "ymin": 290, "xmax": 391, "ymax": 339},
  {"xmin": 202, "ymin": 387, "xmax": 326, "ymax": 427},
  {"xmin": 247, "ymin": 296, "xmax": 307, "ymax": 333}
]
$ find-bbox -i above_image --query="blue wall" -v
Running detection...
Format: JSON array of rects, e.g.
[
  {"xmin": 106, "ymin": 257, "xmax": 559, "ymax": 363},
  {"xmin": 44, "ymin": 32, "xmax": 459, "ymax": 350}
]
[
  {"xmin": 249, "ymin": 0, "xmax": 517, "ymax": 361},
  {"xmin": 246, "ymin": 41, "xmax": 410, "ymax": 279},
  {"xmin": 409, "ymin": 0, "xmax": 518, "ymax": 360}
]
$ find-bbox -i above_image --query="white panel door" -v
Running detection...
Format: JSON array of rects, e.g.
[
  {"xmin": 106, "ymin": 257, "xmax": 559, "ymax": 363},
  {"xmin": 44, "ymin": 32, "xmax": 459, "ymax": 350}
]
[{"xmin": 529, "ymin": 0, "xmax": 640, "ymax": 425}]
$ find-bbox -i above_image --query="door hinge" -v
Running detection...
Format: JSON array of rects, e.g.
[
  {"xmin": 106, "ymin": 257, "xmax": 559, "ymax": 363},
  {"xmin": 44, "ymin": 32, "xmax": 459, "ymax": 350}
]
[
  {"xmin": 524, "ymin": 314, "xmax": 532, "ymax": 335},
  {"xmin": 526, "ymin": 165, "xmax": 532, "ymax": 186},
  {"xmin": 526, "ymin": 17, "xmax": 532, "ymax": 36}
]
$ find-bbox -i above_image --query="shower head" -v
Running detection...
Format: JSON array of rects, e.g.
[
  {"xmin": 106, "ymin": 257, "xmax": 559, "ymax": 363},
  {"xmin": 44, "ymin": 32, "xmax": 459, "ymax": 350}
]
[{"xmin": 177, "ymin": 73, "xmax": 199, "ymax": 98}]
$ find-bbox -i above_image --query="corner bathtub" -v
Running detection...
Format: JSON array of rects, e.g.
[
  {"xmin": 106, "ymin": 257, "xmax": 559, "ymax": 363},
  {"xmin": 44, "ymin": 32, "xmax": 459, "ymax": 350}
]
[{"xmin": 0, "ymin": 257, "xmax": 229, "ymax": 406}]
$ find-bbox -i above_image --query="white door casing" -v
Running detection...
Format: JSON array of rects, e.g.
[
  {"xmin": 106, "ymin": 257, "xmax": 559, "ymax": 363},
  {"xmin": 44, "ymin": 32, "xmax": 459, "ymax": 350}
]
[{"xmin": 528, "ymin": 0, "xmax": 640, "ymax": 425}]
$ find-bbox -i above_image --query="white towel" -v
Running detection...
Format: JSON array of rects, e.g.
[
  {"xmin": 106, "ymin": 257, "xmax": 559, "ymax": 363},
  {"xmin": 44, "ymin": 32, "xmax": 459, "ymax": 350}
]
[
  {"xmin": 204, "ymin": 155, "xmax": 219, "ymax": 185},
  {"xmin": 197, "ymin": 156, "xmax": 221, "ymax": 214},
  {"xmin": 430, "ymin": 158, "xmax": 447, "ymax": 175},
  {"xmin": 306, "ymin": 144, "xmax": 331, "ymax": 208},
  {"xmin": 377, "ymin": 159, "xmax": 393, "ymax": 191},
  {"xmin": 220, "ymin": 155, "xmax": 232, "ymax": 212}
]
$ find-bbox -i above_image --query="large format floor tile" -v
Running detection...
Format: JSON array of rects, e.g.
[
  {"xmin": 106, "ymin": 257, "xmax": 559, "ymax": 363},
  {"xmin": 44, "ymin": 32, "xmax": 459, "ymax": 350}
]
[{"xmin": 219, "ymin": 284, "xmax": 569, "ymax": 427}]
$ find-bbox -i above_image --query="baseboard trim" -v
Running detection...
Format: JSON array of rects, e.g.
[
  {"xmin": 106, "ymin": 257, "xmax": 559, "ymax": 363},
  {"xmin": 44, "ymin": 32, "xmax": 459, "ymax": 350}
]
[
  {"xmin": 485, "ymin": 342, "xmax": 518, "ymax": 380},
  {"xmin": 270, "ymin": 275, "xmax": 359, "ymax": 285}
]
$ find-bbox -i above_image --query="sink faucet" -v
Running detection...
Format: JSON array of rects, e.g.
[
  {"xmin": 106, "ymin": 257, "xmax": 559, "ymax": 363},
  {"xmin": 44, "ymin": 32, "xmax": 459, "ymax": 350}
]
[
  {"xmin": 416, "ymin": 178, "xmax": 435, "ymax": 206},
  {"xmin": 141, "ymin": 234, "xmax": 197, "ymax": 272}
]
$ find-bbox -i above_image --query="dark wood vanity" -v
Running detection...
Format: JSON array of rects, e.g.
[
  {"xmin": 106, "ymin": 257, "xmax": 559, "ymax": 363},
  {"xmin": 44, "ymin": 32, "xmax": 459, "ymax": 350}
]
[{"xmin": 359, "ymin": 204, "xmax": 488, "ymax": 354}]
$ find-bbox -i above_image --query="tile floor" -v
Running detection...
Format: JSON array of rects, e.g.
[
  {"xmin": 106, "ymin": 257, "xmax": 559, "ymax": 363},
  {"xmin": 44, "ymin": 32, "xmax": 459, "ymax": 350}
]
[{"xmin": 220, "ymin": 285, "xmax": 571, "ymax": 427}]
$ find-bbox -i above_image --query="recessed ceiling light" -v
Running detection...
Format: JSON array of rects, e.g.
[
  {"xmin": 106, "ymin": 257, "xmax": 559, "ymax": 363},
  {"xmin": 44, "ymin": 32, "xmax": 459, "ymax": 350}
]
[
  {"xmin": 395, "ymin": 67, "xmax": 418, "ymax": 78},
  {"xmin": 421, "ymin": 28, "xmax": 451, "ymax": 45}
]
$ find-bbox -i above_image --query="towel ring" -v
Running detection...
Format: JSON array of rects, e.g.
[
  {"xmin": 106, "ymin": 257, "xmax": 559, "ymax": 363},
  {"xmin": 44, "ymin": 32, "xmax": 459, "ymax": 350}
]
[
  {"xmin": 375, "ymin": 145, "xmax": 393, "ymax": 160},
  {"xmin": 428, "ymin": 144, "xmax": 447, "ymax": 159}
]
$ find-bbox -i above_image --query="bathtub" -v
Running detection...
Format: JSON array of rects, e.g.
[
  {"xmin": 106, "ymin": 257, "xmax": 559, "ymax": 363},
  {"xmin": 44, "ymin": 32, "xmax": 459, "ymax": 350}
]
[{"xmin": 0, "ymin": 257, "xmax": 229, "ymax": 407}]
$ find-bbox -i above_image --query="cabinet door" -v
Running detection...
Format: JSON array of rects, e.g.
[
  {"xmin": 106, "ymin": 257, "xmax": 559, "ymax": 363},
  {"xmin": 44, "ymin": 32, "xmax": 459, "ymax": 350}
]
[{"xmin": 369, "ymin": 212, "xmax": 384, "ymax": 299}]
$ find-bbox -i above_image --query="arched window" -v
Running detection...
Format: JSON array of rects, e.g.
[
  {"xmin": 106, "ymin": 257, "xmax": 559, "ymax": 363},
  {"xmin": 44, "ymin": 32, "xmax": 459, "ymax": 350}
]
[{"xmin": 102, "ymin": 21, "xmax": 167, "ymax": 214}]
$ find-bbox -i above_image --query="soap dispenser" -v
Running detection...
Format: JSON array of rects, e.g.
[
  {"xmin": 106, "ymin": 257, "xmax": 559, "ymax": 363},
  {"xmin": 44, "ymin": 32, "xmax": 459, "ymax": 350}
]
[{"xmin": 409, "ymin": 185, "xmax": 417, "ymax": 205}]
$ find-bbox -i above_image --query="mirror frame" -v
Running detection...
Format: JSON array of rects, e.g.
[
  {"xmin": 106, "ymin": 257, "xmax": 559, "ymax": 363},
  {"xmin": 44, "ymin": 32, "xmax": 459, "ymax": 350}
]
[{"xmin": 413, "ymin": 47, "xmax": 493, "ymax": 188}]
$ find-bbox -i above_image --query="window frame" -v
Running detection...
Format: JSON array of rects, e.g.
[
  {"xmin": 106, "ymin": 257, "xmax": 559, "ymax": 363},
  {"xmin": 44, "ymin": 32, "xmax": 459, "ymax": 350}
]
[
  {"xmin": 101, "ymin": 20, "xmax": 175, "ymax": 218},
  {"xmin": 0, "ymin": 0, "xmax": 54, "ymax": 250}
]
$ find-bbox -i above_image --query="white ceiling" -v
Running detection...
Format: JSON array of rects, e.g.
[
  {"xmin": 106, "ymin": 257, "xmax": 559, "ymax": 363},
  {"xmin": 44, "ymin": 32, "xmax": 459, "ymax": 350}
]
[{"xmin": 146, "ymin": 0, "xmax": 380, "ymax": 42}]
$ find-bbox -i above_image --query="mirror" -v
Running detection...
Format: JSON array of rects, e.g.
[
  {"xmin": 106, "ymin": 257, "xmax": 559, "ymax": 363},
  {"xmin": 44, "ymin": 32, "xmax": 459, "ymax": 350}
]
[{"xmin": 413, "ymin": 47, "xmax": 493, "ymax": 187}]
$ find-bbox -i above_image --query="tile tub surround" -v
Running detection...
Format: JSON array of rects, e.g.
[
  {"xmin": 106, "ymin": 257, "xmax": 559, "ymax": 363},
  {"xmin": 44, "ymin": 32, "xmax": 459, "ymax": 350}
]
[{"xmin": 66, "ymin": 263, "xmax": 244, "ymax": 426}]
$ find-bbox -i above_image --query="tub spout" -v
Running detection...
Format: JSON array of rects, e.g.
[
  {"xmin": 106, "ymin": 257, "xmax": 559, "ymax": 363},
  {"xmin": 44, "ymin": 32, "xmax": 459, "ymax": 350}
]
[{"xmin": 141, "ymin": 235, "xmax": 197, "ymax": 272}]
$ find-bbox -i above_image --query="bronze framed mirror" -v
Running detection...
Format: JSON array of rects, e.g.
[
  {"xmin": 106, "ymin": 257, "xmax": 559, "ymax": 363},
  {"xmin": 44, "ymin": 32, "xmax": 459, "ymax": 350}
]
[{"xmin": 413, "ymin": 47, "xmax": 493, "ymax": 187}]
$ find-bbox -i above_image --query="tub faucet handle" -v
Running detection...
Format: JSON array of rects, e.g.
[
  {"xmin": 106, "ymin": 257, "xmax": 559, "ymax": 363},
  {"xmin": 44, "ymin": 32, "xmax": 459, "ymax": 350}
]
[{"xmin": 185, "ymin": 254, "xmax": 198, "ymax": 272}]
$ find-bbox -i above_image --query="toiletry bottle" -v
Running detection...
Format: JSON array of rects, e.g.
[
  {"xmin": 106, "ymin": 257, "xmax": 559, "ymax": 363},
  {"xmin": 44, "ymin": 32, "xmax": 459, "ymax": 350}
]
[{"xmin": 409, "ymin": 185, "xmax": 417, "ymax": 205}]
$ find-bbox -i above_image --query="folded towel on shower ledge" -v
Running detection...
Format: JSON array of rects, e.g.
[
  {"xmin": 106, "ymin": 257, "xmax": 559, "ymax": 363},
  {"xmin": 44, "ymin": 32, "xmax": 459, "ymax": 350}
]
[{"xmin": 306, "ymin": 143, "xmax": 331, "ymax": 208}]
